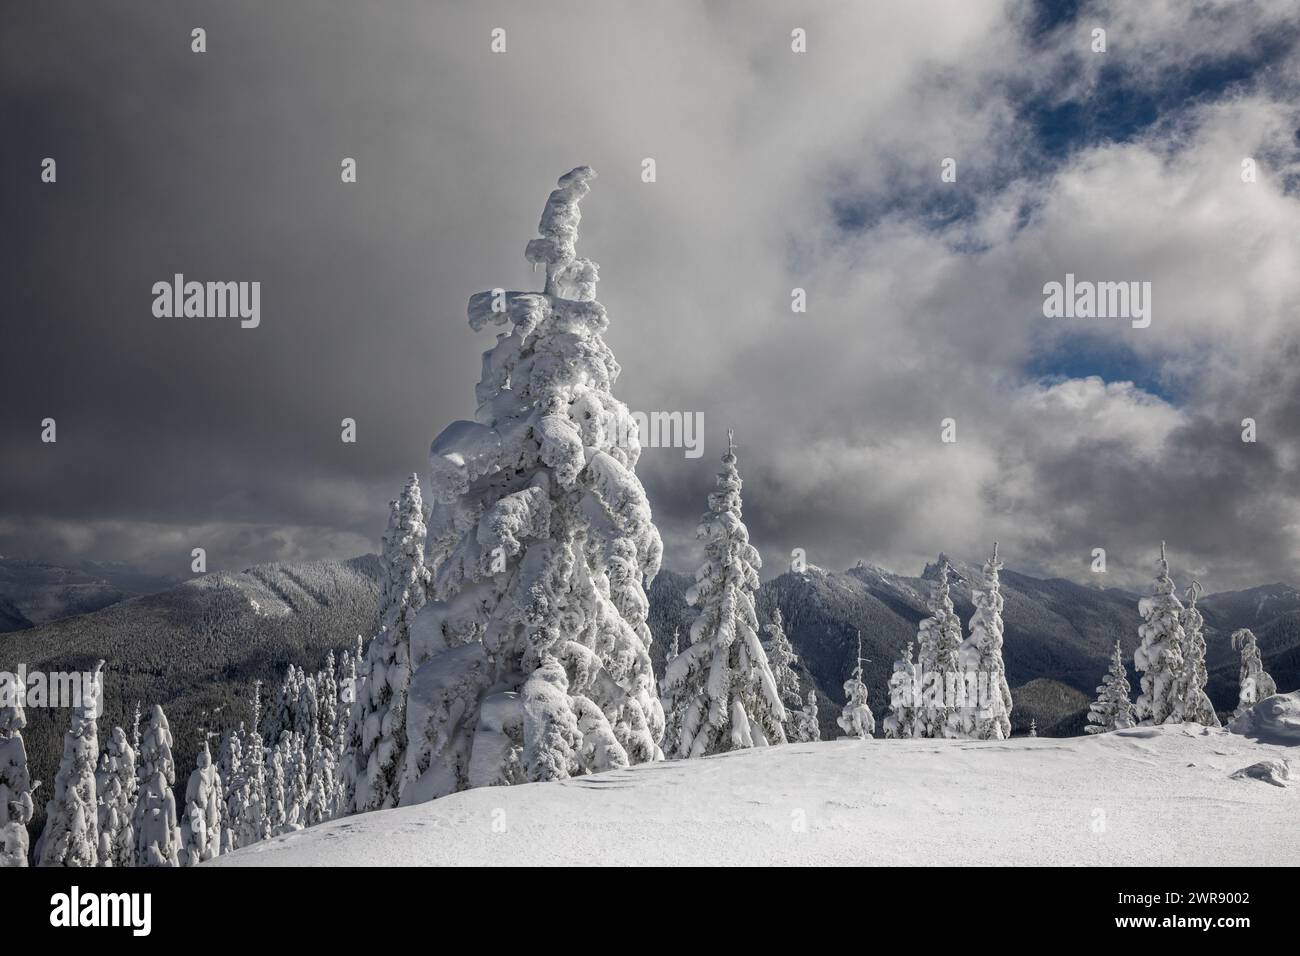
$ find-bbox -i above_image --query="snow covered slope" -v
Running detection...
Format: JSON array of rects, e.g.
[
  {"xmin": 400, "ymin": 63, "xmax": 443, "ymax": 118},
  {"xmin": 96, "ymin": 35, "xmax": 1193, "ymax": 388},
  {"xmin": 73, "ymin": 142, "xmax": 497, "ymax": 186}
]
[{"xmin": 215, "ymin": 725, "xmax": 1299, "ymax": 867}]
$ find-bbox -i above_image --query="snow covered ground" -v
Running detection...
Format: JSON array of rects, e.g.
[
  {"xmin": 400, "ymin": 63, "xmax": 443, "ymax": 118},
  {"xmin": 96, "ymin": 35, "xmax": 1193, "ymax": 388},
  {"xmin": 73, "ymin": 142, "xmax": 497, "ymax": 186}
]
[{"xmin": 215, "ymin": 721, "xmax": 1299, "ymax": 866}]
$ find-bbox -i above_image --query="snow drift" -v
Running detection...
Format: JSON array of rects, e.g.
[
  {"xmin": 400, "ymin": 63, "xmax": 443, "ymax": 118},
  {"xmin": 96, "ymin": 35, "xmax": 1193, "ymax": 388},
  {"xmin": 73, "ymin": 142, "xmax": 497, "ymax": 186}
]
[
  {"xmin": 1229, "ymin": 690, "xmax": 1300, "ymax": 745},
  {"xmin": 214, "ymin": 726, "xmax": 1300, "ymax": 867}
]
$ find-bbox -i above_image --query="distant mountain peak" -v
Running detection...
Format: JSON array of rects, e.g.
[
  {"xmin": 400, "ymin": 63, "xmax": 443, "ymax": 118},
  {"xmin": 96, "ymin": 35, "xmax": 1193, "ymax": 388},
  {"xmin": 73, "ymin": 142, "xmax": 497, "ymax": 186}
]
[{"xmin": 921, "ymin": 553, "xmax": 967, "ymax": 585}]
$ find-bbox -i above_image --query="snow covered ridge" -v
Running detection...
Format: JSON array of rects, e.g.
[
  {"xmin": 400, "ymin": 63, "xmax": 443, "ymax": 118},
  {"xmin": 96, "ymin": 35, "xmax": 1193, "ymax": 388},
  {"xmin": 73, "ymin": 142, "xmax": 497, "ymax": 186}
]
[{"xmin": 214, "ymin": 721, "xmax": 1299, "ymax": 867}]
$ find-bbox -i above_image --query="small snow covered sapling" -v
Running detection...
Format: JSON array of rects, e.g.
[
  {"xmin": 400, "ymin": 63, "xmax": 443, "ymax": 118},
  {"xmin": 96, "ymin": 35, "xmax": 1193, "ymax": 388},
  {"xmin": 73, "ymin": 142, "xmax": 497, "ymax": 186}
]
[
  {"xmin": 883, "ymin": 643, "xmax": 919, "ymax": 739},
  {"xmin": 1085, "ymin": 641, "xmax": 1135, "ymax": 734},
  {"xmin": 1231, "ymin": 628, "xmax": 1277, "ymax": 718},
  {"xmin": 792, "ymin": 689, "xmax": 820, "ymax": 743},
  {"xmin": 837, "ymin": 632, "xmax": 875, "ymax": 739},
  {"xmin": 1179, "ymin": 582, "xmax": 1219, "ymax": 727}
]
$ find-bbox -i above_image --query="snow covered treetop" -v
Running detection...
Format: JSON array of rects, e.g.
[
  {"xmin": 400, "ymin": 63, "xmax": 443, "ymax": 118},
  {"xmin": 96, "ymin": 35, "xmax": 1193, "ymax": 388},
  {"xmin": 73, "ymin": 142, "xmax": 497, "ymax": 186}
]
[{"xmin": 525, "ymin": 166, "xmax": 597, "ymax": 293}]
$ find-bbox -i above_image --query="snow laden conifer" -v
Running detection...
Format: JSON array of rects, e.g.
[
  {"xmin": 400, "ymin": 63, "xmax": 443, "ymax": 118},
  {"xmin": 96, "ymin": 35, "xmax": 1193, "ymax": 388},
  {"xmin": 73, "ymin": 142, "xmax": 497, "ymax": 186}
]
[
  {"xmin": 790, "ymin": 689, "xmax": 820, "ymax": 743},
  {"xmin": 837, "ymin": 632, "xmax": 875, "ymax": 739},
  {"xmin": 345, "ymin": 476, "xmax": 426, "ymax": 811},
  {"xmin": 37, "ymin": 659, "xmax": 103, "ymax": 867},
  {"xmin": 1086, "ymin": 641, "xmax": 1135, "ymax": 734},
  {"xmin": 1180, "ymin": 582, "xmax": 1220, "ymax": 727},
  {"xmin": 916, "ymin": 562, "xmax": 964, "ymax": 738},
  {"xmin": 660, "ymin": 628, "xmax": 685, "ymax": 759},
  {"xmin": 0, "ymin": 671, "xmax": 35, "ymax": 867},
  {"xmin": 1231, "ymin": 628, "xmax": 1277, "ymax": 718},
  {"xmin": 1028, "ymin": 718, "xmax": 1037, "ymax": 737},
  {"xmin": 95, "ymin": 726, "xmax": 136, "ymax": 867},
  {"xmin": 959, "ymin": 543, "xmax": 1012, "ymax": 739},
  {"xmin": 883, "ymin": 643, "xmax": 919, "ymax": 739},
  {"xmin": 133, "ymin": 704, "xmax": 180, "ymax": 867},
  {"xmin": 180, "ymin": 742, "xmax": 222, "ymax": 866},
  {"xmin": 764, "ymin": 608, "xmax": 803, "ymax": 718},
  {"xmin": 218, "ymin": 729, "xmax": 245, "ymax": 848},
  {"xmin": 401, "ymin": 167, "xmax": 664, "ymax": 800},
  {"xmin": 1134, "ymin": 542, "xmax": 1187, "ymax": 725},
  {"xmin": 346, "ymin": 475, "xmax": 428, "ymax": 812},
  {"xmin": 661, "ymin": 433, "xmax": 786, "ymax": 756}
]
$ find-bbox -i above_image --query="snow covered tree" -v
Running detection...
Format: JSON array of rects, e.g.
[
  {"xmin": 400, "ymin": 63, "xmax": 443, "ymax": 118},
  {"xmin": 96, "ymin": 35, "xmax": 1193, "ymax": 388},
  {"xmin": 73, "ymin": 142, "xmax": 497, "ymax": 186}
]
[
  {"xmin": 274, "ymin": 730, "xmax": 309, "ymax": 832},
  {"xmin": 764, "ymin": 608, "xmax": 803, "ymax": 732},
  {"xmin": 95, "ymin": 726, "xmax": 136, "ymax": 867},
  {"xmin": 314, "ymin": 651, "xmax": 340, "ymax": 817},
  {"xmin": 790, "ymin": 689, "xmax": 821, "ymax": 743},
  {"xmin": 659, "ymin": 629, "xmax": 685, "ymax": 758},
  {"xmin": 219, "ymin": 728, "xmax": 248, "ymax": 851},
  {"xmin": 916, "ymin": 561, "xmax": 964, "ymax": 738},
  {"xmin": 661, "ymin": 432, "xmax": 786, "ymax": 757},
  {"xmin": 401, "ymin": 167, "xmax": 665, "ymax": 801},
  {"xmin": 267, "ymin": 739, "xmax": 288, "ymax": 835},
  {"xmin": 345, "ymin": 475, "xmax": 428, "ymax": 812},
  {"xmin": 243, "ymin": 683, "xmax": 269, "ymax": 844},
  {"xmin": 133, "ymin": 704, "xmax": 180, "ymax": 867},
  {"xmin": 837, "ymin": 632, "xmax": 876, "ymax": 739},
  {"xmin": 37, "ymin": 659, "xmax": 102, "ymax": 867},
  {"xmin": 1086, "ymin": 641, "xmax": 1135, "ymax": 734},
  {"xmin": 130, "ymin": 702, "xmax": 142, "ymax": 754},
  {"xmin": 0, "ymin": 671, "xmax": 34, "ymax": 868},
  {"xmin": 180, "ymin": 742, "xmax": 222, "ymax": 866},
  {"xmin": 1134, "ymin": 542, "xmax": 1187, "ymax": 726},
  {"xmin": 958, "ymin": 543, "xmax": 1012, "ymax": 739},
  {"xmin": 882, "ymin": 643, "xmax": 920, "ymax": 739},
  {"xmin": 1180, "ymin": 582, "xmax": 1220, "ymax": 727},
  {"xmin": 1231, "ymin": 628, "xmax": 1277, "ymax": 718},
  {"xmin": 1028, "ymin": 718, "xmax": 1037, "ymax": 737}
]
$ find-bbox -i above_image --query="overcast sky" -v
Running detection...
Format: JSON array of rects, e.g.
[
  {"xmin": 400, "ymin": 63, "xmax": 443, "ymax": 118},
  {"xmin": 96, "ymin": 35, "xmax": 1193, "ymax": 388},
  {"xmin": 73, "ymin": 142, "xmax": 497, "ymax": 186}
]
[{"xmin": 3, "ymin": 1, "xmax": 1300, "ymax": 591}]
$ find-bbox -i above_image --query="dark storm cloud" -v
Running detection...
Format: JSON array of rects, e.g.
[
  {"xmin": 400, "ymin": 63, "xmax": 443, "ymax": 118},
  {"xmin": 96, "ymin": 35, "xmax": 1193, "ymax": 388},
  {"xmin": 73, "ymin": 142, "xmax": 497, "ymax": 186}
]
[{"xmin": 3, "ymin": 1, "xmax": 1300, "ymax": 590}]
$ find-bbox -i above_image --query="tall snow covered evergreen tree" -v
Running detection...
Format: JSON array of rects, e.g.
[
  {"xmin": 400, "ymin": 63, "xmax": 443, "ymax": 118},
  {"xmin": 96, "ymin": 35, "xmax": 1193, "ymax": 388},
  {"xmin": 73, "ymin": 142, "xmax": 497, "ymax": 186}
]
[
  {"xmin": 37, "ymin": 659, "xmax": 102, "ymax": 867},
  {"xmin": 916, "ymin": 562, "xmax": 964, "ymax": 738},
  {"xmin": 0, "ymin": 671, "xmax": 34, "ymax": 868},
  {"xmin": 661, "ymin": 432, "xmax": 786, "ymax": 757},
  {"xmin": 958, "ymin": 543, "xmax": 1012, "ymax": 739},
  {"xmin": 837, "ymin": 632, "xmax": 875, "ymax": 739},
  {"xmin": 133, "ymin": 705, "xmax": 180, "ymax": 867},
  {"xmin": 1134, "ymin": 542, "xmax": 1187, "ymax": 726},
  {"xmin": 883, "ymin": 643, "xmax": 919, "ymax": 739},
  {"xmin": 790, "ymin": 689, "xmax": 820, "ymax": 743},
  {"xmin": 1231, "ymin": 628, "xmax": 1277, "ymax": 717},
  {"xmin": 401, "ymin": 167, "xmax": 665, "ymax": 801},
  {"xmin": 180, "ymin": 742, "xmax": 222, "ymax": 866},
  {"xmin": 1028, "ymin": 718, "xmax": 1037, "ymax": 737},
  {"xmin": 1180, "ymin": 582, "xmax": 1220, "ymax": 727},
  {"xmin": 346, "ymin": 475, "xmax": 429, "ymax": 812},
  {"xmin": 95, "ymin": 726, "xmax": 136, "ymax": 867},
  {"xmin": 1086, "ymin": 641, "xmax": 1135, "ymax": 734}
]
